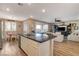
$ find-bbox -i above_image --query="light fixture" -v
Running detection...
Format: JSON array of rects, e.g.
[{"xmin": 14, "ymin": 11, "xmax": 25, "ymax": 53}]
[
  {"xmin": 18, "ymin": 3, "xmax": 23, "ymax": 6},
  {"xmin": 27, "ymin": 3, "xmax": 32, "ymax": 6},
  {"xmin": 6, "ymin": 8, "xmax": 10, "ymax": 11},
  {"xmin": 30, "ymin": 16, "xmax": 33, "ymax": 18},
  {"xmin": 42, "ymin": 9, "xmax": 46, "ymax": 13}
]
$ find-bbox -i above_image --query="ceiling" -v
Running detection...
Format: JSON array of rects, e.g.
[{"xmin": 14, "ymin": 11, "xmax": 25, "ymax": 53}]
[{"xmin": 0, "ymin": 3, "xmax": 79, "ymax": 22}]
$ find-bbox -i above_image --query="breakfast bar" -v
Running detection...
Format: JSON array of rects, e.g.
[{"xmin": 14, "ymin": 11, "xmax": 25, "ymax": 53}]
[{"xmin": 18, "ymin": 33, "xmax": 56, "ymax": 56}]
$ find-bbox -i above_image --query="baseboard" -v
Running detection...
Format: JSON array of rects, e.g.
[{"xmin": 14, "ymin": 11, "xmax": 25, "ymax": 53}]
[{"xmin": 19, "ymin": 47, "xmax": 28, "ymax": 56}]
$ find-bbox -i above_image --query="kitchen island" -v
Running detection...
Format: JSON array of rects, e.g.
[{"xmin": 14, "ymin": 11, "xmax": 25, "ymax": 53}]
[{"xmin": 18, "ymin": 33, "xmax": 56, "ymax": 56}]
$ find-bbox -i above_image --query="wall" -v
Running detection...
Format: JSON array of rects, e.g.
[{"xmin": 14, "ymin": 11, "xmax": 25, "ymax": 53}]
[
  {"xmin": 64, "ymin": 20, "xmax": 79, "ymax": 41},
  {"xmin": 48, "ymin": 23, "xmax": 53, "ymax": 32},
  {"xmin": 23, "ymin": 18, "xmax": 53, "ymax": 33},
  {"xmin": 0, "ymin": 18, "xmax": 23, "ymax": 39},
  {"xmin": 23, "ymin": 18, "xmax": 36, "ymax": 33},
  {"xmin": 16, "ymin": 21, "xmax": 23, "ymax": 34},
  {"xmin": 65, "ymin": 20, "xmax": 79, "ymax": 32}
]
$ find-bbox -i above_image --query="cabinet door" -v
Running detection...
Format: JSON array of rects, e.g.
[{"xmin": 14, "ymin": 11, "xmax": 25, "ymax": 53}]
[
  {"xmin": 27, "ymin": 39, "xmax": 39, "ymax": 56},
  {"xmin": 38, "ymin": 41, "xmax": 51, "ymax": 56},
  {"xmin": 21, "ymin": 37, "xmax": 25, "ymax": 48},
  {"xmin": 21, "ymin": 36, "xmax": 28, "ymax": 53}
]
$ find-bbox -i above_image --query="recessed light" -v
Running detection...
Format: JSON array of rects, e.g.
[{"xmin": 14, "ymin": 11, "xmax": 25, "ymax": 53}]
[
  {"xmin": 30, "ymin": 16, "xmax": 33, "ymax": 18},
  {"xmin": 6, "ymin": 8, "xmax": 10, "ymax": 11},
  {"xmin": 42, "ymin": 9, "xmax": 46, "ymax": 13},
  {"xmin": 27, "ymin": 3, "xmax": 32, "ymax": 6}
]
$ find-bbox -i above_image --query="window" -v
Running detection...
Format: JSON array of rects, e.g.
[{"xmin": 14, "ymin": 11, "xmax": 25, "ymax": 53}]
[
  {"xmin": 36, "ymin": 24, "xmax": 48, "ymax": 33},
  {"xmin": 36, "ymin": 25, "xmax": 42, "ymax": 30},
  {"xmin": 43, "ymin": 24, "xmax": 48, "ymax": 32},
  {"xmin": 11, "ymin": 22, "xmax": 16, "ymax": 31},
  {"xmin": 5, "ymin": 21, "xmax": 16, "ymax": 31},
  {"xmin": 36, "ymin": 25, "xmax": 42, "ymax": 32},
  {"xmin": 5, "ymin": 21, "xmax": 11, "ymax": 31}
]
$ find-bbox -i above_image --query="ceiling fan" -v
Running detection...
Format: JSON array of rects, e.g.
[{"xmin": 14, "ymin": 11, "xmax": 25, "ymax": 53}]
[
  {"xmin": 18, "ymin": 3, "xmax": 23, "ymax": 6},
  {"xmin": 17, "ymin": 3, "xmax": 32, "ymax": 6}
]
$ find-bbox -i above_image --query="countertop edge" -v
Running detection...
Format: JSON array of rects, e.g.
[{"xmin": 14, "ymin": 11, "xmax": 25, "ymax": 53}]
[{"xmin": 18, "ymin": 34, "xmax": 56, "ymax": 43}]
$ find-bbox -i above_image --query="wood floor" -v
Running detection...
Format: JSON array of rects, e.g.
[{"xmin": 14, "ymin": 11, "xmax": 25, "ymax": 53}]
[
  {"xmin": 0, "ymin": 40, "xmax": 26, "ymax": 56},
  {"xmin": 1, "ymin": 39, "xmax": 79, "ymax": 56},
  {"xmin": 54, "ymin": 40, "xmax": 79, "ymax": 56}
]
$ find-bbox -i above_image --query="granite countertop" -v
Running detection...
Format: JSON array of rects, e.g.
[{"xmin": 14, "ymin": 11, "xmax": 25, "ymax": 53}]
[{"xmin": 18, "ymin": 33, "xmax": 56, "ymax": 43}]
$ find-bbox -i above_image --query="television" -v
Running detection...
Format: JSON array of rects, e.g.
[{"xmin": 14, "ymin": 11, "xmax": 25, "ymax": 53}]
[{"xmin": 57, "ymin": 26, "xmax": 66, "ymax": 32}]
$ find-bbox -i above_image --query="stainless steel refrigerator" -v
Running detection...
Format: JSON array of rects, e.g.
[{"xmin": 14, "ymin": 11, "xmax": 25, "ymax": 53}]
[{"xmin": 0, "ymin": 21, "xmax": 2, "ymax": 49}]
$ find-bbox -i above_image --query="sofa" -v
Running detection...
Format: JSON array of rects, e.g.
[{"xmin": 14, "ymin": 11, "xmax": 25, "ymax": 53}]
[{"xmin": 53, "ymin": 32, "xmax": 64, "ymax": 42}]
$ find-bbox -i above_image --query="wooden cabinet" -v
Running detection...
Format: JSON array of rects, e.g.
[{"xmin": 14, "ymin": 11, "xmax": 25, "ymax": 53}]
[
  {"xmin": 20, "ymin": 36, "xmax": 53, "ymax": 56},
  {"xmin": 21, "ymin": 36, "xmax": 38, "ymax": 56}
]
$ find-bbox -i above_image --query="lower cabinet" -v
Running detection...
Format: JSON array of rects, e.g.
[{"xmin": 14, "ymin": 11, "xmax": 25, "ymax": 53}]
[{"xmin": 21, "ymin": 36, "xmax": 53, "ymax": 56}]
